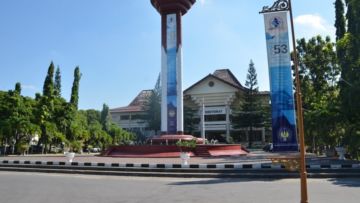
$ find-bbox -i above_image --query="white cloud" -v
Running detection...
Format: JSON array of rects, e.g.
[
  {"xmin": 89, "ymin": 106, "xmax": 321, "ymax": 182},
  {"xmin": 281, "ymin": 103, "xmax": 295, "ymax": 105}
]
[
  {"xmin": 294, "ymin": 14, "xmax": 335, "ymax": 40},
  {"xmin": 295, "ymin": 14, "xmax": 327, "ymax": 31},
  {"xmin": 22, "ymin": 85, "xmax": 38, "ymax": 91},
  {"xmin": 199, "ymin": 0, "xmax": 206, "ymax": 5}
]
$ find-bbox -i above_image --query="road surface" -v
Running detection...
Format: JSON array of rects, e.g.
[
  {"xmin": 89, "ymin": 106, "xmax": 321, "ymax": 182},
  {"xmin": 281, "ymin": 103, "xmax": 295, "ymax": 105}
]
[{"xmin": 1, "ymin": 171, "xmax": 359, "ymax": 203}]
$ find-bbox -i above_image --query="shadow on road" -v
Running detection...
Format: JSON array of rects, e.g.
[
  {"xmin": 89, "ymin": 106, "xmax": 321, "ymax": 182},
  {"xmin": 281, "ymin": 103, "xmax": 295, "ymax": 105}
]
[
  {"xmin": 329, "ymin": 178, "xmax": 360, "ymax": 187},
  {"xmin": 167, "ymin": 178, "xmax": 278, "ymax": 186}
]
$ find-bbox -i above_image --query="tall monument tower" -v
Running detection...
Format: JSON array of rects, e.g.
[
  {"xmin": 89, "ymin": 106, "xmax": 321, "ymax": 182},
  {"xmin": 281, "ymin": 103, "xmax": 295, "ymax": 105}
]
[{"xmin": 151, "ymin": 0, "xmax": 195, "ymax": 135}]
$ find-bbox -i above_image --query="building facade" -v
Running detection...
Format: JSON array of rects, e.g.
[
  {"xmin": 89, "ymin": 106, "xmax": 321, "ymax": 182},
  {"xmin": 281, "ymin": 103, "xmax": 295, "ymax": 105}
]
[
  {"xmin": 110, "ymin": 90, "xmax": 155, "ymax": 138},
  {"xmin": 110, "ymin": 69, "xmax": 271, "ymax": 146}
]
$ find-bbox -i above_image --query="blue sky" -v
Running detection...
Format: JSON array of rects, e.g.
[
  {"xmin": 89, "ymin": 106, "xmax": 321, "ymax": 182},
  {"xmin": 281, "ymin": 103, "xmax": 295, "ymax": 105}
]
[{"xmin": 0, "ymin": 0, "xmax": 336, "ymax": 110}]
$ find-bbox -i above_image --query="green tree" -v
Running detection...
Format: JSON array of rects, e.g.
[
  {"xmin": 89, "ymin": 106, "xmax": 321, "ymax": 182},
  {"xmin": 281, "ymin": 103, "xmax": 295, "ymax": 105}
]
[
  {"xmin": 143, "ymin": 74, "xmax": 161, "ymax": 135},
  {"xmin": 335, "ymin": 0, "xmax": 346, "ymax": 41},
  {"xmin": 68, "ymin": 110, "xmax": 89, "ymax": 152},
  {"xmin": 85, "ymin": 109, "xmax": 101, "ymax": 125},
  {"xmin": 86, "ymin": 106, "xmax": 135, "ymax": 147},
  {"xmin": 108, "ymin": 123, "xmax": 135, "ymax": 145},
  {"xmin": 0, "ymin": 91, "xmax": 8, "ymax": 148},
  {"xmin": 35, "ymin": 97, "xmax": 56, "ymax": 153},
  {"xmin": 14, "ymin": 82, "xmax": 21, "ymax": 94},
  {"xmin": 43, "ymin": 62, "xmax": 55, "ymax": 98},
  {"xmin": 295, "ymin": 36, "xmax": 340, "ymax": 152},
  {"xmin": 340, "ymin": 0, "xmax": 360, "ymax": 117},
  {"xmin": 82, "ymin": 109, "xmax": 111, "ymax": 149},
  {"xmin": 184, "ymin": 106, "xmax": 197, "ymax": 135},
  {"xmin": 37, "ymin": 62, "xmax": 58, "ymax": 153},
  {"xmin": 232, "ymin": 60, "xmax": 263, "ymax": 148},
  {"xmin": 336, "ymin": 0, "xmax": 360, "ymax": 159},
  {"xmin": 1, "ymin": 84, "xmax": 40, "ymax": 154},
  {"xmin": 100, "ymin": 103, "xmax": 111, "ymax": 132},
  {"xmin": 70, "ymin": 67, "xmax": 81, "ymax": 109},
  {"xmin": 54, "ymin": 66, "xmax": 61, "ymax": 97},
  {"xmin": 53, "ymin": 97, "xmax": 74, "ymax": 140},
  {"xmin": 0, "ymin": 62, "xmax": 137, "ymax": 154}
]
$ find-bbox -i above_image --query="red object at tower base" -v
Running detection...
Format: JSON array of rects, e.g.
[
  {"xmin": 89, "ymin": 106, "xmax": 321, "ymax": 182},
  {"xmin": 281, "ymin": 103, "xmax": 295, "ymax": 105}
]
[{"xmin": 101, "ymin": 134, "xmax": 248, "ymax": 158}]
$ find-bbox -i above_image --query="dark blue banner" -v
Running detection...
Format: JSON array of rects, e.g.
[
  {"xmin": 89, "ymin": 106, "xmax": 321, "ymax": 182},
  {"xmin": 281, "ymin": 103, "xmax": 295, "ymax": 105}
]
[{"xmin": 263, "ymin": 12, "xmax": 298, "ymax": 151}]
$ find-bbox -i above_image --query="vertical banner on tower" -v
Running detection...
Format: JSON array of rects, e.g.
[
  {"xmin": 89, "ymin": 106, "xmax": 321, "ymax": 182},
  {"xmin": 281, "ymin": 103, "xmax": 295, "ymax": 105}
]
[
  {"xmin": 166, "ymin": 14, "xmax": 177, "ymax": 133},
  {"xmin": 263, "ymin": 12, "xmax": 298, "ymax": 151}
]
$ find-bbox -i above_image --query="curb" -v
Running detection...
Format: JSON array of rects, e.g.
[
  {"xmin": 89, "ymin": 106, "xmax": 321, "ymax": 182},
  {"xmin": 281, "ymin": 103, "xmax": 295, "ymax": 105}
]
[
  {"xmin": 1, "ymin": 160, "xmax": 360, "ymax": 170},
  {"xmin": 1, "ymin": 160, "xmax": 360, "ymax": 178}
]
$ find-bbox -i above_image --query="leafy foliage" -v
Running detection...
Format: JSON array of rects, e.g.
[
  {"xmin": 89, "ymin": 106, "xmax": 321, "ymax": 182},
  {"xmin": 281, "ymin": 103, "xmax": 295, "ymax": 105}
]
[
  {"xmin": 0, "ymin": 84, "xmax": 40, "ymax": 154},
  {"xmin": 184, "ymin": 106, "xmax": 198, "ymax": 135},
  {"xmin": 176, "ymin": 139, "xmax": 197, "ymax": 152},
  {"xmin": 43, "ymin": 62, "xmax": 55, "ymax": 99},
  {"xmin": 295, "ymin": 35, "xmax": 340, "ymax": 152},
  {"xmin": 54, "ymin": 66, "xmax": 61, "ymax": 97},
  {"xmin": 335, "ymin": 0, "xmax": 346, "ymax": 41},
  {"xmin": 336, "ymin": 0, "xmax": 360, "ymax": 159},
  {"xmin": 70, "ymin": 67, "xmax": 81, "ymax": 110},
  {"xmin": 0, "ymin": 62, "xmax": 135, "ymax": 154},
  {"xmin": 100, "ymin": 103, "xmax": 111, "ymax": 132},
  {"xmin": 143, "ymin": 74, "xmax": 161, "ymax": 134}
]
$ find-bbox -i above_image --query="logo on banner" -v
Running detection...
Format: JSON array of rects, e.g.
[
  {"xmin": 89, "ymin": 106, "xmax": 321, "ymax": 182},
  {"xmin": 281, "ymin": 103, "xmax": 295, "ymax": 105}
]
[
  {"xmin": 278, "ymin": 127, "xmax": 290, "ymax": 142},
  {"xmin": 267, "ymin": 15, "xmax": 286, "ymax": 33},
  {"xmin": 168, "ymin": 109, "xmax": 176, "ymax": 117},
  {"xmin": 271, "ymin": 17, "xmax": 282, "ymax": 28}
]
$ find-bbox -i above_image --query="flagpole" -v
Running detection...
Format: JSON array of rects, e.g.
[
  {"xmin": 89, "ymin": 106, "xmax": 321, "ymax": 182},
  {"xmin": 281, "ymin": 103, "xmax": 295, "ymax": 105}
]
[
  {"xmin": 288, "ymin": 0, "xmax": 308, "ymax": 202},
  {"xmin": 260, "ymin": 0, "xmax": 308, "ymax": 202}
]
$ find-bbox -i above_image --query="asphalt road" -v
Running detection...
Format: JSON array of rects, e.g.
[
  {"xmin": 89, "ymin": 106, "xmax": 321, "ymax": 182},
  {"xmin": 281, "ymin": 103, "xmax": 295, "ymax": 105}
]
[{"xmin": 1, "ymin": 171, "xmax": 359, "ymax": 203}]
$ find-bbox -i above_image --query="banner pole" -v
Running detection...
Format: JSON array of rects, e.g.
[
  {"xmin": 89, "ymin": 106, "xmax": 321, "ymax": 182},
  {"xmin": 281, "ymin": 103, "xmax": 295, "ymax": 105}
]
[{"xmin": 288, "ymin": 0, "xmax": 308, "ymax": 202}]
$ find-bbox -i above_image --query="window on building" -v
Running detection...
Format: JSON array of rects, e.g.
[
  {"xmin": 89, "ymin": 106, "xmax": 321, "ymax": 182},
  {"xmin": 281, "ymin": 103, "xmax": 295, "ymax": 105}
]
[
  {"xmin": 120, "ymin": 115, "xmax": 130, "ymax": 120},
  {"xmin": 111, "ymin": 115, "xmax": 119, "ymax": 121},
  {"xmin": 131, "ymin": 114, "xmax": 145, "ymax": 120},
  {"xmin": 205, "ymin": 114, "xmax": 226, "ymax": 122}
]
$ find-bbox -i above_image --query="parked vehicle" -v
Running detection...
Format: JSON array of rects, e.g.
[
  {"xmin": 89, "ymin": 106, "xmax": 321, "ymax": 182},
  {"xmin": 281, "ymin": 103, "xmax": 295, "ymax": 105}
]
[
  {"xmin": 263, "ymin": 143, "xmax": 273, "ymax": 152},
  {"xmin": 91, "ymin": 147, "xmax": 101, "ymax": 153}
]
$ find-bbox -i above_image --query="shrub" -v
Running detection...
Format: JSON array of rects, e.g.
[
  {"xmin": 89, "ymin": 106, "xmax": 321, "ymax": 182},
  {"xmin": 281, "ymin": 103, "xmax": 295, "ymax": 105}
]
[{"xmin": 176, "ymin": 139, "xmax": 197, "ymax": 152}]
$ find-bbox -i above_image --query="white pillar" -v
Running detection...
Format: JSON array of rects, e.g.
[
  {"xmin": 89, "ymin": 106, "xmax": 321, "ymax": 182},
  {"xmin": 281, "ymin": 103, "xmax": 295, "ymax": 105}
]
[
  {"xmin": 161, "ymin": 47, "xmax": 167, "ymax": 133},
  {"xmin": 176, "ymin": 45, "xmax": 183, "ymax": 133},
  {"xmin": 201, "ymin": 98, "xmax": 205, "ymax": 144},
  {"xmin": 225, "ymin": 103, "xmax": 230, "ymax": 143}
]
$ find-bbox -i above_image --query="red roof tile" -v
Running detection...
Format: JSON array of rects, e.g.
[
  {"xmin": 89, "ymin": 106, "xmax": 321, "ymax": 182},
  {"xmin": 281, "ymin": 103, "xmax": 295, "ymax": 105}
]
[
  {"xmin": 213, "ymin": 69, "xmax": 243, "ymax": 88},
  {"xmin": 110, "ymin": 90, "xmax": 152, "ymax": 113}
]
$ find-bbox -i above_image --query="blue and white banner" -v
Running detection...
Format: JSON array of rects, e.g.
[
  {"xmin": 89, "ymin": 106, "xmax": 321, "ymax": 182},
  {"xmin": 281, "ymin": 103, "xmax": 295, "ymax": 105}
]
[
  {"xmin": 263, "ymin": 12, "xmax": 298, "ymax": 151},
  {"xmin": 166, "ymin": 14, "xmax": 177, "ymax": 133}
]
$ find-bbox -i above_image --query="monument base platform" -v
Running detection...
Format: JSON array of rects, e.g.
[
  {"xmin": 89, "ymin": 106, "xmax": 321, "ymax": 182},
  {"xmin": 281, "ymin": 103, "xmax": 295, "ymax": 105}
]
[{"xmin": 101, "ymin": 144, "xmax": 248, "ymax": 158}]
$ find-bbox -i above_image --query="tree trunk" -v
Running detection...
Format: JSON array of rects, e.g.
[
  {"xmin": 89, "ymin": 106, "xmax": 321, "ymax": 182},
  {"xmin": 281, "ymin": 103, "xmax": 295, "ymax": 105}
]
[
  {"xmin": 4, "ymin": 138, "xmax": 7, "ymax": 155},
  {"xmin": 248, "ymin": 126, "xmax": 253, "ymax": 148}
]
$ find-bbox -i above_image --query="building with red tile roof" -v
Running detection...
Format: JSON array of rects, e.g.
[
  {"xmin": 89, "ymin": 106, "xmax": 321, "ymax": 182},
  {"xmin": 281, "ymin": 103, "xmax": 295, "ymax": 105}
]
[{"xmin": 110, "ymin": 69, "xmax": 270, "ymax": 145}]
